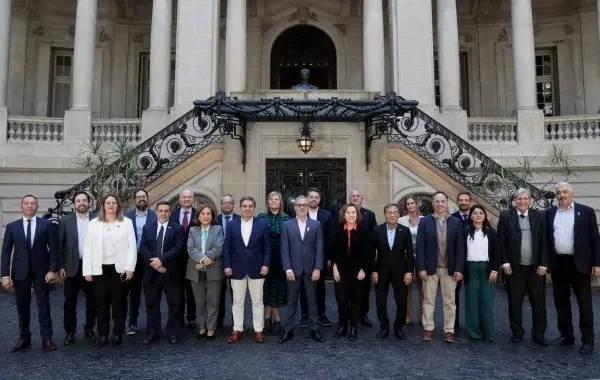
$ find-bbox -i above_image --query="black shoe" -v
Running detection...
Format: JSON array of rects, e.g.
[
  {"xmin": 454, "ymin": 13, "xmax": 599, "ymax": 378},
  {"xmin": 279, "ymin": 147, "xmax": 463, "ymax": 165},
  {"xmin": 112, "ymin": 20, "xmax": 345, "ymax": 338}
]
[
  {"xmin": 169, "ymin": 336, "xmax": 179, "ymax": 345},
  {"xmin": 333, "ymin": 326, "xmax": 348, "ymax": 339},
  {"xmin": 299, "ymin": 315, "xmax": 309, "ymax": 328},
  {"xmin": 11, "ymin": 338, "xmax": 31, "ymax": 352},
  {"xmin": 359, "ymin": 315, "xmax": 373, "ymax": 328},
  {"xmin": 265, "ymin": 319, "xmax": 273, "ymax": 332},
  {"xmin": 579, "ymin": 343, "xmax": 594, "ymax": 355},
  {"xmin": 394, "ymin": 327, "xmax": 407, "ymax": 340},
  {"xmin": 279, "ymin": 330, "xmax": 294, "ymax": 344},
  {"xmin": 187, "ymin": 321, "xmax": 197, "ymax": 331},
  {"xmin": 142, "ymin": 334, "xmax": 160, "ymax": 345},
  {"xmin": 511, "ymin": 335, "xmax": 524, "ymax": 344},
  {"xmin": 310, "ymin": 330, "xmax": 325, "ymax": 343},
  {"xmin": 318, "ymin": 314, "xmax": 332, "ymax": 327},
  {"xmin": 532, "ymin": 336, "xmax": 548, "ymax": 347},
  {"xmin": 555, "ymin": 335, "xmax": 575, "ymax": 346},
  {"xmin": 112, "ymin": 335, "xmax": 123, "ymax": 347},
  {"xmin": 207, "ymin": 333, "xmax": 217, "ymax": 341},
  {"xmin": 97, "ymin": 335, "xmax": 109, "ymax": 348},
  {"xmin": 348, "ymin": 326, "xmax": 358, "ymax": 341},
  {"xmin": 41, "ymin": 340, "xmax": 57, "ymax": 351},
  {"xmin": 84, "ymin": 328, "xmax": 97, "ymax": 341},
  {"xmin": 376, "ymin": 329, "xmax": 389, "ymax": 339},
  {"xmin": 64, "ymin": 332, "xmax": 75, "ymax": 346},
  {"xmin": 197, "ymin": 330, "xmax": 207, "ymax": 339},
  {"xmin": 272, "ymin": 321, "xmax": 281, "ymax": 334}
]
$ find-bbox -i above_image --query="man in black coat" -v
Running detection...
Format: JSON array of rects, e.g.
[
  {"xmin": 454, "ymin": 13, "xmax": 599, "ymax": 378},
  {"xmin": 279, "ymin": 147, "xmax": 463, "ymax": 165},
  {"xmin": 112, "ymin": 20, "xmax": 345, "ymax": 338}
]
[
  {"xmin": 546, "ymin": 182, "xmax": 600, "ymax": 355},
  {"xmin": 451, "ymin": 191, "xmax": 472, "ymax": 331}
]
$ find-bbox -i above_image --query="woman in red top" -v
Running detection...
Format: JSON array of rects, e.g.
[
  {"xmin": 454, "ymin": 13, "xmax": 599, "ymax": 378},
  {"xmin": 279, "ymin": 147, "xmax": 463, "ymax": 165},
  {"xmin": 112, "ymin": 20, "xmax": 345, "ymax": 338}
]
[{"xmin": 331, "ymin": 203, "xmax": 374, "ymax": 341}]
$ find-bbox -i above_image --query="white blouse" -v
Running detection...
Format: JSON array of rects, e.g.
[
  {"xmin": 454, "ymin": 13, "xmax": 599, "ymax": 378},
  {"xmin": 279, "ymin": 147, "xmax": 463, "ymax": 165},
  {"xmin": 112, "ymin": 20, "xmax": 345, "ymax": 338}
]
[
  {"xmin": 102, "ymin": 222, "xmax": 118, "ymax": 265},
  {"xmin": 467, "ymin": 229, "xmax": 489, "ymax": 262},
  {"xmin": 399, "ymin": 215, "xmax": 422, "ymax": 254}
]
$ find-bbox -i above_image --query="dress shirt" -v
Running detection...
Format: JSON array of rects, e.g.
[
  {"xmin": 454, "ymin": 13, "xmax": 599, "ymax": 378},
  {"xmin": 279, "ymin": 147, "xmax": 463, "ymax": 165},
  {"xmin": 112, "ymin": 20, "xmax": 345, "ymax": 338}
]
[
  {"xmin": 308, "ymin": 208, "xmax": 319, "ymax": 221},
  {"xmin": 134, "ymin": 209, "xmax": 148, "ymax": 249},
  {"xmin": 200, "ymin": 226, "xmax": 210, "ymax": 254},
  {"xmin": 179, "ymin": 208, "xmax": 193, "ymax": 225},
  {"xmin": 343, "ymin": 223, "xmax": 357, "ymax": 251},
  {"xmin": 554, "ymin": 202, "xmax": 575, "ymax": 255},
  {"xmin": 241, "ymin": 218, "xmax": 253, "ymax": 246},
  {"xmin": 76, "ymin": 213, "xmax": 90, "ymax": 259},
  {"xmin": 22, "ymin": 216, "xmax": 36, "ymax": 244},
  {"xmin": 386, "ymin": 223, "xmax": 397, "ymax": 250},
  {"xmin": 102, "ymin": 223, "xmax": 118, "ymax": 265},
  {"xmin": 467, "ymin": 229, "xmax": 489, "ymax": 262},
  {"xmin": 297, "ymin": 218, "xmax": 307, "ymax": 240}
]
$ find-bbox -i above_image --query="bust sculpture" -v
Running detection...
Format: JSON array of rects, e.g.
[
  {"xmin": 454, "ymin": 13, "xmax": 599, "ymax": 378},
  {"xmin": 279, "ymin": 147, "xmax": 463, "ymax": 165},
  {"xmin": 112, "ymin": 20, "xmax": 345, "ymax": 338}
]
[{"xmin": 292, "ymin": 68, "xmax": 318, "ymax": 91}]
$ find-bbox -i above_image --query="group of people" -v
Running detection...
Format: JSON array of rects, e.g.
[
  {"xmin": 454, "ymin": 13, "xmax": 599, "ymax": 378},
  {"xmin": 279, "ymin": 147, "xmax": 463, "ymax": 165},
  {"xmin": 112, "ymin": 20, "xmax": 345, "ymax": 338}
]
[{"xmin": 1, "ymin": 182, "xmax": 598, "ymax": 355}]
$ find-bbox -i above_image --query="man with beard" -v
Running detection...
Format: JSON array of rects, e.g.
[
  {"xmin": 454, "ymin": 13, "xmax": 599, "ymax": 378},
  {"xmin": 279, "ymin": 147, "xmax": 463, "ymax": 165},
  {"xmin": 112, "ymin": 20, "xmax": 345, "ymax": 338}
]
[
  {"xmin": 349, "ymin": 189, "xmax": 377, "ymax": 328},
  {"xmin": 124, "ymin": 189, "xmax": 157, "ymax": 335},
  {"xmin": 451, "ymin": 191, "xmax": 471, "ymax": 332},
  {"xmin": 58, "ymin": 191, "xmax": 97, "ymax": 345}
]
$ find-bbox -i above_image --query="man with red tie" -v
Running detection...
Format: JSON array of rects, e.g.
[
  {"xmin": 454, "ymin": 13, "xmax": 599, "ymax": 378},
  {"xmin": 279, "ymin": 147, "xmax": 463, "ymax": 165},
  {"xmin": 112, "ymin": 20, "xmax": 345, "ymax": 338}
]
[{"xmin": 169, "ymin": 189, "xmax": 197, "ymax": 330}]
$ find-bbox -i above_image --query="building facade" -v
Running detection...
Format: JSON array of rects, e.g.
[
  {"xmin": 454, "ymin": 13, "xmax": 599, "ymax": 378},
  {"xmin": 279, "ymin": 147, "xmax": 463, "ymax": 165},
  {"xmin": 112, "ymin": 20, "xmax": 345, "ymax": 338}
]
[{"xmin": 0, "ymin": 0, "xmax": 600, "ymax": 248}]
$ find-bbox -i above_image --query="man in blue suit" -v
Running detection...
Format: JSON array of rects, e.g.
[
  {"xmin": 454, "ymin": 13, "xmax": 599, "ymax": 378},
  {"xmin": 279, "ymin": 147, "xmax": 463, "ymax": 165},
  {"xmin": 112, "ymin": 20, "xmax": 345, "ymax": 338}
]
[
  {"xmin": 124, "ymin": 188, "xmax": 157, "ymax": 335},
  {"xmin": 216, "ymin": 194, "xmax": 240, "ymax": 328},
  {"xmin": 416, "ymin": 191, "xmax": 465, "ymax": 344},
  {"xmin": 223, "ymin": 196, "xmax": 271, "ymax": 344},
  {"xmin": 139, "ymin": 201, "xmax": 185, "ymax": 345},
  {"xmin": 1, "ymin": 194, "xmax": 59, "ymax": 352},
  {"xmin": 279, "ymin": 195, "xmax": 325, "ymax": 343}
]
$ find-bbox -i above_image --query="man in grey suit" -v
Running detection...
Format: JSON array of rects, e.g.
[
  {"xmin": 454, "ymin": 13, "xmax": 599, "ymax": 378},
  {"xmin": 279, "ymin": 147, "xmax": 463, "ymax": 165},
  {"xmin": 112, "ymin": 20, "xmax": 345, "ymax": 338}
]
[
  {"xmin": 279, "ymin": 195, "xmax": 325, "ymax": 343},
  {"xmin": 58, "ymin": 191, "xmax": 97, "ymax": 345}
]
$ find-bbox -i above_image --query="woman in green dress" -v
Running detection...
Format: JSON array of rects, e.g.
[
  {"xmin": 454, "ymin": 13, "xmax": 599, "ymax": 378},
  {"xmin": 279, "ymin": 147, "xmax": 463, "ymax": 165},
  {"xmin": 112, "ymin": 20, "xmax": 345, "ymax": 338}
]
[{"xmin": 257, "ymin": 191, "xmax": 290, "ymax": 333}]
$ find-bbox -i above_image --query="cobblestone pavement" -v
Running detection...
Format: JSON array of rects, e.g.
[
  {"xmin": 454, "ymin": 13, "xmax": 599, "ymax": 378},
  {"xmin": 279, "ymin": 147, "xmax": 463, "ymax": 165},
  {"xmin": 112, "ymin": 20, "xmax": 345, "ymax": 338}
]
[{"xmin": 0, "ymin": 284, "xmax": 599, "ymax": 379}]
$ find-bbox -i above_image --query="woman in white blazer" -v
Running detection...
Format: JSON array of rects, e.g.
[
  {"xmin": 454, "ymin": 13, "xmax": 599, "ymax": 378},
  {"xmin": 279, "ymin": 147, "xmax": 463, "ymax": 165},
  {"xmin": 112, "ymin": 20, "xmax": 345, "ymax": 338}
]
[{"xmin": 83, "ymin": 194, "xmax": 137, "ymax": 347}]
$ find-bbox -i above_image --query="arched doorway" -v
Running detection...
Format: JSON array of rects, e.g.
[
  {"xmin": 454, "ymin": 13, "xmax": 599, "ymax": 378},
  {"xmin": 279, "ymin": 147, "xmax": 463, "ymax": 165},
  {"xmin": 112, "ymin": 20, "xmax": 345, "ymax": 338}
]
[{"xmin": 270, "ymin": 25, "xmax": 337, "ymax": 90}]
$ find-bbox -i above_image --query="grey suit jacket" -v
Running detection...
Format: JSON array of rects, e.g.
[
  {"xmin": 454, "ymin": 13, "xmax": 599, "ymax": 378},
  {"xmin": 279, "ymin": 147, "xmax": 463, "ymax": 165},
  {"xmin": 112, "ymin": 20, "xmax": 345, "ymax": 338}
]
[
  {"xmin": 58, "ymin": 211, "xmax": 97, "ymax": 277},
  {"xmin": 186, "ymin": 224, "xmax": 224, "ymax": 282},
  {"xmin": 280, "ymin": 218, "xmax": 324, "ymax": 276}
]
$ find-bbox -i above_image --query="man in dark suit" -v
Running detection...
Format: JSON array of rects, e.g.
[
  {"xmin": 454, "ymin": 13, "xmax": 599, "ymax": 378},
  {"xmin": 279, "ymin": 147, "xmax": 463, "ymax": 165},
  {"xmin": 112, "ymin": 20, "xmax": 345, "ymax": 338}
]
[
  {"xmin": 58, "ymin": 191, "xmax": 97, "ymax": 345},
  {"xmin": 123, "ymin": 188, "xmax": 157, "ymax": 335},
  {"xmin": 215, "ymin": 194, "xmax": 240, "ymax": 328},
  {"xmin": 1, "ymin": 194, "xmax": 58, "ymax": 352},
  {"xmin": 299, "ymin": 188, "xmax": 333, "ymax": 327},
  {"xmin": 497, "ymin": 188, "xmax": 548, "ymax": 346},
  {"xmin": 372, "ymin": 203, "xmax": 414, "ymax": 340},
  {"xmin": 169, "ymin": 188, "xmax": 197, "ymax": 330},
  {"xmin": 451, "ymin": 191, "xmax": 471, "ymax": 332},
  {"xmin": 279, "ymin": 195, "xmax": 325, "ymax": 343},
  {"xmin": 349, "ymin": 189, "xmax": 377, "ymax": 328},
  {"xmin": 416, "ymin": 191, "xmax": 465, "ymax": 343},
  {"xmin": 547, "ymin": 182, "xmax": 600, "ymax": 355},
  {"xmin": 223, "ymin": 196, "xmax": 271, "ymax": 344},
  {"xmin": 139, "ymin": 201, "xmax": 185, "ymax": 345}
]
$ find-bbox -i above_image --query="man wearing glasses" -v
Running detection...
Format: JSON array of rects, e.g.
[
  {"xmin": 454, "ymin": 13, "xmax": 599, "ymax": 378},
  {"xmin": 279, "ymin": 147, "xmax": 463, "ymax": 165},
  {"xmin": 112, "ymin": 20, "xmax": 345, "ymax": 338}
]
[
  {"xmin": 124, "ymin": 189, "xmax": 157, "ymax": 335},
  {"xmin": 216, "ymin": 194, "xmax": 240, "ymax": 328}
]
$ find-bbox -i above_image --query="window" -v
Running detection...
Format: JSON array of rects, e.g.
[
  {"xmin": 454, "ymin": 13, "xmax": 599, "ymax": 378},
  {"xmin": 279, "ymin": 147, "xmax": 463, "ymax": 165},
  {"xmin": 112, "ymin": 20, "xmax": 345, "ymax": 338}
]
[
  {"xmin": 138, "ymin": 52, "xmax": 176, "ymax": 117},
  {"xmin": 49, "ymin": 48, "xmax": 74, "ymax": 117},
  {"xmin": 434, "ymin": 51, "xmax": 470, "ymax": 115},
  {"xmin": 535, "ymin": 48, "xmax": 559, "ymax": 116}
]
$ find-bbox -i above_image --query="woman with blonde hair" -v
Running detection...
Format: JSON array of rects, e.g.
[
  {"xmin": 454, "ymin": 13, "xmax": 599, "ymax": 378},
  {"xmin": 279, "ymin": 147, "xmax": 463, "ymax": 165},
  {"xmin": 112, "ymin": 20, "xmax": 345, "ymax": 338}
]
[
  {"xmin": 83, "ymin": 194, "xmax": 137, "ymax": 347},
  {"xmin": 257, "ymin": 191, "xmax": 290, "ymax": 333},
  {"xmin": 398, "ymin": 195, "xmax": 424, "ymax": 326}
]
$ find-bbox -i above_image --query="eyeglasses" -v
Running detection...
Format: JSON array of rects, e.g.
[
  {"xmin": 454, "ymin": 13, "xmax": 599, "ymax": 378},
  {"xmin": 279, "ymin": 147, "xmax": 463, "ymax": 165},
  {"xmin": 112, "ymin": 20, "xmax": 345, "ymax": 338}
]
[{"xmin": 295, "ymin": 204, "xmax": 308, "ymax": 208}]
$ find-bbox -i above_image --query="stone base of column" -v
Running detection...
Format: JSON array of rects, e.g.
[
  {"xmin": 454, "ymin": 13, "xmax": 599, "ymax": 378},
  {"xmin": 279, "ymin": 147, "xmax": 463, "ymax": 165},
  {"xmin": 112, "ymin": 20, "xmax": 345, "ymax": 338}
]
[
  {"xmin": 64, "ymin": 109, "xmax": 92, "ymax": 143},
  {"xmin": 142, "ymin": 108, "xmax": 170, "ymax": 140},
  {"xmin": 516, "ymin": 109, "xmax": 544, "ymax": 143},
  {"xmin": 434, "ymin": 108, "xmax": 468, "ymax": 140}
]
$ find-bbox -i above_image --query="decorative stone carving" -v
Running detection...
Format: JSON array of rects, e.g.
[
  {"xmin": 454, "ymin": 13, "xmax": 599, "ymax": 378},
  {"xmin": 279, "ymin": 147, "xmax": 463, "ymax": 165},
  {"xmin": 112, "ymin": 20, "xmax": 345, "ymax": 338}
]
[
  {"xmin": 464, "ymin": 33, "xmax": 475, "ymax": 43},
  {"xmin": 497, "ymin": 28, "xmax": 508, "ymax": 42},
  {"xmin": 288, "ymin": 6, "xmax": 319, "ymax": 24},
  {"xmin": 563, "ymin": 24, "xmax": 574, "ymax": 36},
  {"xmin": 132, "ymin": 33, "xmax": 144, "ymax": 43},
  {"xmin": 333, "ymin": 23, "xmax": 346, "ymax": 36},
  {"xmin": 32, "ymin": 24, "xmax": 44, "ymax": 36},
  {"xmin": 98, "ymin": 28, "xmax": 111, "ymax": 42},
  {"xmin": 260, "ymin": 22, "xmax": 273, "ymax": 36},
  {"xmin": 68, "ymin": 25, "xmax": 76, "ymax": 39}
]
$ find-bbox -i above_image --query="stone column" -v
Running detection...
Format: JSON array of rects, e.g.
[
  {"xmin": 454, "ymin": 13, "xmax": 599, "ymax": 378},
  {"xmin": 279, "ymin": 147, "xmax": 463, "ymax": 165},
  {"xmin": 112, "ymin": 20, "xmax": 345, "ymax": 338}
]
[
  {"xmin": 148, "ymin": 0, "xmax": 173, "ymax": 111},
  {"xmin": 363, "ymin": 0, "xmax": 385, "ymax": 93},
  {"xmin": 511, "ymin": 0, "xmax": 537, "ymax": 111},
  {"xmin": 437, "ymin": 0, "xmax": 461, "ymax": 110},
  {"xmin": 0, "ymin": 0, "xmax": 11, "ymax": 109},
  {"xmin": 225, "ymin": 0, "xmax": 246, "ymax": 93},
  {"xmin": 71, "ymin": 0, "xmax": 97, "ymax": 111}
]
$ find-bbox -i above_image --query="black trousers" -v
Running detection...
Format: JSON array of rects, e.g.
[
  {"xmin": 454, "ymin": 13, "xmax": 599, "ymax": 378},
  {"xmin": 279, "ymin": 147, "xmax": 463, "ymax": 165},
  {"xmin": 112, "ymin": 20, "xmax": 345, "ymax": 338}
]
[
  {"xmin": 506, "ymin": 264, "xmax": 547, "ymax": 339},
  {"xmin": 13, "ymin": 273, "xmax": 53, "ymax": 340},
  {"xmin": 126, "ymin": 258, "xmax": 144, "ymax": 326},
  {"xmin": 144, "ymin": 273, "xmax": 181, "ymax": 337},
  {"xmin": 285, "ymin": 272, "xmax": 319, "ymax": 331},
  {"xmin": 334, "ymin": 276, "xmax": 364, "ymax": 327},
  {"xmin": 179, "ymin": 260, "xmax": 196, "ymax": 324},
  {"xmin": 375, "ymin": 271, "xmax": 408, "ymax": 330},
  {"xmin": 455, "ymin": 281, "xmax": 462, "ymax": 328},
  {"xmin": 300, "ymin": 271, "xmax": 326, "ymax": 316},
  {"xmin": 552, "ymin": 255, "xmax": 594, "ymax": 344},
  {"xmin": 360, "ymin": 272, "xmax": 372, "ymax": 317},
  {"xmin": 94, "ymin": 265, "xmax": 129, "ymax": 337},
  {"xmin": 64, "ymin": 260, "xmax": 96, "ymax": 333}
]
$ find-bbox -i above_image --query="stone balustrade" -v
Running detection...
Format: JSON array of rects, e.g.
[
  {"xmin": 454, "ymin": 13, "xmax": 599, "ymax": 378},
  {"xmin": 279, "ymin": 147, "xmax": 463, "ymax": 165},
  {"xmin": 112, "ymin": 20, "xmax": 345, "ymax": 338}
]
[
  {"xmin": 6, "ymin": 116, "xmax": 64, "ymax": 142},
  {"xmin": 545, "ymin": 115, "xmax": 600, "ymax": 141},
  {"xmin": 467, "ymin": 118, "xmax": 518, "ymax": 142},
  {"xmin": 91, "ymin": 119, "xmax": 142, "ymax": 142}
]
